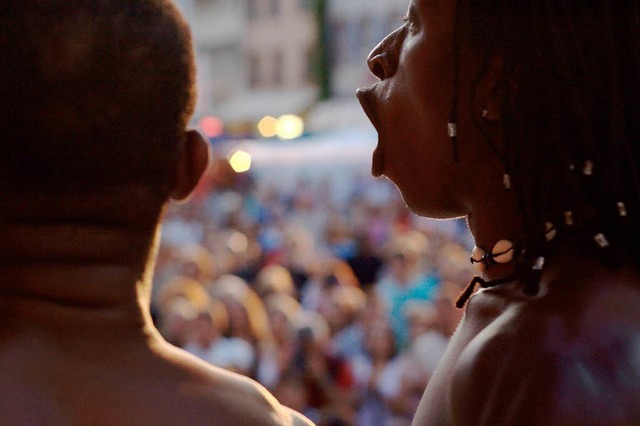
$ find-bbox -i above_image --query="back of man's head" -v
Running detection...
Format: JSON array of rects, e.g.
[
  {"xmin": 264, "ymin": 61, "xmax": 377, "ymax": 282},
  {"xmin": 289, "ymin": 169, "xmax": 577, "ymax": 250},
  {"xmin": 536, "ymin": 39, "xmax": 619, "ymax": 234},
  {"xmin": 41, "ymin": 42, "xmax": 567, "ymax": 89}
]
[{"xmin": 0, "ymin": 0, "xmax": 196, "ymax": 197}]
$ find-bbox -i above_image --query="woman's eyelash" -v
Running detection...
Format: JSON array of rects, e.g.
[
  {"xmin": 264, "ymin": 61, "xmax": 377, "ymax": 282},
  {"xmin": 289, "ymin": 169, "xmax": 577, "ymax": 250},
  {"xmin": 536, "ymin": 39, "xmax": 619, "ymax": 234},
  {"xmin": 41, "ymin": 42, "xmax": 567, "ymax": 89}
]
[{"xmin": 401, "ymin": 15, "xmax": 410, "ymax": 23}]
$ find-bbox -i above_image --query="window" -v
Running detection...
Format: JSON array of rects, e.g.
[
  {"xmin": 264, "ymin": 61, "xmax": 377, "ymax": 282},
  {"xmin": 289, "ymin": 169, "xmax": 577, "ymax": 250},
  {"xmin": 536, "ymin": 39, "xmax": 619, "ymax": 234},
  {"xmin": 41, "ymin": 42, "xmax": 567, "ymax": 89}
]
[
  {"xmin": 270, "ymin": 0, "xmax": 280, "ymax": 16},
  {"xmin": 299, "ymin": 0, "xmax": 313, "ymax": 11},
  {"xmin": 387, "ymin": 10, "xmax": 402, "ymax": 34},
  {"xmin": 273, "ymin": 51, "xmax": 284, "ymax": 86},
  {"xmin": 347, "ymin": 20, "xmax": 365, "ymax": 61},
  {"xmin": 359, "ymin": 16, "xmax": 373, "ymax": 58},
  {"xmin": 249, "ymin": 54, "xmax": 261, "ymax": 88},
  {"xmin": 247, "ymin": 0, "xmax": 258, "ymax": 20},
  {"xmin": 330, "ymin": 21, "xmax": 348, "ymax": 64}
]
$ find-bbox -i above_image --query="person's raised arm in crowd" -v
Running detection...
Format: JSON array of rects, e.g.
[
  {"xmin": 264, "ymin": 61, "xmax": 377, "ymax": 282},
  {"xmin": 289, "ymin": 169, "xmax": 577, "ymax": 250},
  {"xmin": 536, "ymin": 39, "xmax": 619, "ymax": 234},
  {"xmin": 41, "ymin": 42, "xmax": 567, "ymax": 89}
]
[
  {"xmin": 0, "ymin": 1, "xmax": 312, "ymax": 425},
  {"xmin": 357, "ymin": 1, "xmax": 640, "ymax": 424}
]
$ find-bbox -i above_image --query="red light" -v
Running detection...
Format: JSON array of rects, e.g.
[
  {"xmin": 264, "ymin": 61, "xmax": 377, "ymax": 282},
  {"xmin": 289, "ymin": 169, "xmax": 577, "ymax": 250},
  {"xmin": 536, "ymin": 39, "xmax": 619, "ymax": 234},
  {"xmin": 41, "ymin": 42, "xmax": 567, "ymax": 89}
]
[{"xmin": 199, "ymin": 116, "xmax": 224, "ymax": 138}]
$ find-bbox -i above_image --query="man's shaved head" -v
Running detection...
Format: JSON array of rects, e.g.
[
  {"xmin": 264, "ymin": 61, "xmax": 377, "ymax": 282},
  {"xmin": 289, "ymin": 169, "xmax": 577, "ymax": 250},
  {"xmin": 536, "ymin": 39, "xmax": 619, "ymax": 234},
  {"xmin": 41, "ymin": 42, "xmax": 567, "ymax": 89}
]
[{"xmin": 0, "ymin": 0, "xmax": 196, "ymax": 195}]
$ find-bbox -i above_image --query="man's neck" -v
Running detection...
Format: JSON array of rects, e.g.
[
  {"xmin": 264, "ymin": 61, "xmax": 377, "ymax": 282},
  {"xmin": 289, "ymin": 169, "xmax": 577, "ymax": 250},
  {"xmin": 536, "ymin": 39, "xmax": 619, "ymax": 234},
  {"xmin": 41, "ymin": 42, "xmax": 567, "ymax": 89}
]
[{"xmin": 0, "ymin": 215, "xmax": 161, "ymax": 349}]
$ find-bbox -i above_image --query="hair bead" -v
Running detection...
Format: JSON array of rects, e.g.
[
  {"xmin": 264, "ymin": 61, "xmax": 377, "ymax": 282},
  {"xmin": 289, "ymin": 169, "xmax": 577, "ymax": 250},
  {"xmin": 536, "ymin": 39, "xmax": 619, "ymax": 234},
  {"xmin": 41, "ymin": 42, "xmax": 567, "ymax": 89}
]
[
  {"xmin": 594, "ymin": 233, "xmax": 610, "ymax": 248},
  {"xmin": 503, "ymin": 174, "xmax": 512, "ymax": 189},
  {"xmin": 533, "ymin": 257, "xmax": 545, "ymax": 270},
  {"xmin": 617, "ymin": 202, "xmax": 628, "ymax": 217},
  {"xmin": 545, "ymin": 222, "xmax": 557, "ymax": 241},
  {"xmin": 447, "ymin": 122, "xmax": 457, "ymax": 138},
  {"xmin": 564, "ymin": 211, "xmax": 574, "ymax": 226}
]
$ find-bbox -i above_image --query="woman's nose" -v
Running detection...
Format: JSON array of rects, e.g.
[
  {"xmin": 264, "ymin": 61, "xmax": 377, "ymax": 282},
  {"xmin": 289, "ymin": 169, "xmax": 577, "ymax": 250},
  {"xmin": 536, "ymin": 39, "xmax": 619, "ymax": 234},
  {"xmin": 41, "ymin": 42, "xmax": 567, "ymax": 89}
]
[{"xmin": 366, "ymin": 31, "xmax": 400, "ymax": 81}]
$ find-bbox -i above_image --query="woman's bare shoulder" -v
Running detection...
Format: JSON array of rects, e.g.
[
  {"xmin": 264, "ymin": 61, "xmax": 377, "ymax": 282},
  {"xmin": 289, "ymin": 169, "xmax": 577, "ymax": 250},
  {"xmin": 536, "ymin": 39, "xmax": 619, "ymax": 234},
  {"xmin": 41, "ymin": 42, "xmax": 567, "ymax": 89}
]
[{"xmin": 449, "ymin": 281, "xmax": 640, "ymax": 425}]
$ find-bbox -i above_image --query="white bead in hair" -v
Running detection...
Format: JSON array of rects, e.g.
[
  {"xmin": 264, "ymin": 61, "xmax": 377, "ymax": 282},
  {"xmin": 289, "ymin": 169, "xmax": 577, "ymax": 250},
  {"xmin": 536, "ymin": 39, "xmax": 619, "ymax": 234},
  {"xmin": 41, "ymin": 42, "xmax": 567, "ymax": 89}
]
[
  {"xmin": 447, "ymin": 122, "xmax": 457, "ymax": 138},
  {"xmin": 533, "ymin": 257, "xmax": 545, "ymax": 271},
  {"xmin": 545, "ymin": 222, "xmax": 557, "ymax": 242},
  {"xmin": 503, "ymin": 174, "xmax": 512, "ymax": 190},
  {"xmin": 617, "ymin": 202, "xmax": 628, "ymax": 217},
  {"xmin": 564, "ymin": 211, "xmax": 574, "ymax": 226},
  {"xmin": 594, "ymin": 233, "xmax": 610, "ymax": 248}
]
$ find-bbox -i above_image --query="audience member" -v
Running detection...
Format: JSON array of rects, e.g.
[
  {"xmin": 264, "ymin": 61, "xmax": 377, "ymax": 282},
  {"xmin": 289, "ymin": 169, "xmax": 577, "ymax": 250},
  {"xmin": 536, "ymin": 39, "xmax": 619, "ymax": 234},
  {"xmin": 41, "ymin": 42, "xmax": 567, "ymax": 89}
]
[
  {"xmin": 376, "ymin": 231, "xmax": 440, "ymax": 349},
  {"xmin": 258, "ymin": 294, "xmax": 302, "ymax": 389}
]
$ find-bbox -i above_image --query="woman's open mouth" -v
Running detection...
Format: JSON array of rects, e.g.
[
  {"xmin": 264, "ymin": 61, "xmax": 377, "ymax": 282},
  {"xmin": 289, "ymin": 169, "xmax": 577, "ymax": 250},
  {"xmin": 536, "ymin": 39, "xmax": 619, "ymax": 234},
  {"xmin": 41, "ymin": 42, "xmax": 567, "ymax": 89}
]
[
  {"xmin": 356, "ymin": 87, "xmax": 384, "ymax": 177},
  {"xmin": 356, "ymin": 87, "xmax": 380, "ymax": 131}
]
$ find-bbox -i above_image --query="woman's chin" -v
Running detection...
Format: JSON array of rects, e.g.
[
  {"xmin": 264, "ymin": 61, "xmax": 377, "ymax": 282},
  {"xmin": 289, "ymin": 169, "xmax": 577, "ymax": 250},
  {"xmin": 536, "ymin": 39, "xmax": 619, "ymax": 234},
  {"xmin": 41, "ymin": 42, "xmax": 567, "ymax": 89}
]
[{"xmin": 397, "ymin": 187, "xmax": 466, "ymax": 220}]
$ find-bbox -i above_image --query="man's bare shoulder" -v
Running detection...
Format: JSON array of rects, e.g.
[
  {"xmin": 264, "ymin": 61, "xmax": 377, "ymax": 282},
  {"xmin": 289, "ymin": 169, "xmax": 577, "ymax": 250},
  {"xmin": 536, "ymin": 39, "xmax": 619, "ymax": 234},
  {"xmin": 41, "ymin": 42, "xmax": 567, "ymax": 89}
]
[
  {"xmin": 0, "ymin": 338, "xmax": 314, "ymax": 426},
  {"xmin": 148, "ymin": 342, "xmax": 314, "ymax": 426},
  {"xmin": 449, "ymin": 282, "xmax": 640, "ymax": 425}
]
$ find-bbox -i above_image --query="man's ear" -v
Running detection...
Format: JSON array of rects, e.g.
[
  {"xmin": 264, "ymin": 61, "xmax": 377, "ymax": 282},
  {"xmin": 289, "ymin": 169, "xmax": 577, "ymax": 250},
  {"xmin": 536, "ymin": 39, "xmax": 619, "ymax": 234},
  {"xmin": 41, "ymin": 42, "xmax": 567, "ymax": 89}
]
[
  {"xmin": 170, "ymin": 129, "xmax": 210, "ymax": 203},
  {"xmin": 479, "ymin": 52, "xmax": 517, "ymax": 122}
]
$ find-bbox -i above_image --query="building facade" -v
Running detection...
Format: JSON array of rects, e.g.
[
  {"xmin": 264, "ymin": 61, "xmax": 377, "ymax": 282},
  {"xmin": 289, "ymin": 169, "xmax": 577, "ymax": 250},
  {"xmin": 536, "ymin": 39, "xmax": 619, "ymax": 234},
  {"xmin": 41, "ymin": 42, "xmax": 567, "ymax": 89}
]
[
  {"xmin": 245, "ymin": 0, "xmax": 317, "ymax": 91},
  {"xmin": 180, "ymin": 0, "xmax": 246, "ymax": 118},
  {"xmin": 327, "ymin": 0, "xmax": 407, "ymax": 98},
  {"xmin": 185, "ymin": 0, "xmax": 318, "ymax": 132},
  {"xmin": 181, "ymin": 0, "xmax": 408, "ymax": 133}
]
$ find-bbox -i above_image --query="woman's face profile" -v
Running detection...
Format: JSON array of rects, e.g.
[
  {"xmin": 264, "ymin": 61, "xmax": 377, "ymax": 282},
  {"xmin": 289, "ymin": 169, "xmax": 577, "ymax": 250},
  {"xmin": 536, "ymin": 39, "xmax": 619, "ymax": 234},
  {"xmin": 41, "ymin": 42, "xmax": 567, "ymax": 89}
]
[{"xmin": 357, "ymin": 0, "xmax": 473, "ymax": 219}]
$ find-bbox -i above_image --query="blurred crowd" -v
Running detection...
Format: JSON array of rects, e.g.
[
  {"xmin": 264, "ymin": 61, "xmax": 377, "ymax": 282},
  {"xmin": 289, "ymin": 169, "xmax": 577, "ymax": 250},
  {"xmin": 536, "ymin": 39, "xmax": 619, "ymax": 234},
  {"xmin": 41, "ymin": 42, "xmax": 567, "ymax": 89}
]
[{"xmin": 151, "ymin": 159, "xmax": 474, "ymax": 426}]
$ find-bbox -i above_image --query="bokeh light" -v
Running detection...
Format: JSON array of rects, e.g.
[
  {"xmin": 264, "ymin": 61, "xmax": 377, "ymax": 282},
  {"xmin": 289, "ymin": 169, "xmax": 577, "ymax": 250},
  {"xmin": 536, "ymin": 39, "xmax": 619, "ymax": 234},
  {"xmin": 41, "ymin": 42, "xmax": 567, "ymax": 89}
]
[
  {"xmin": 227, "ymin": 230, "xmax": 249, "ymax": 254},
  {"xmin": 276, "ymin": 114, "xmax": 304, "ymax": 140},
  {"xmin": 258, "ymin": 115, "xmax": 279, "ymax": 138},
  {"xmin": 228, "ymin": 150, "xmax": 252, "ymax": 173},
  {"xmin": 199, "ymin": 116, "xmax": 224, "ymax": 138}
]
